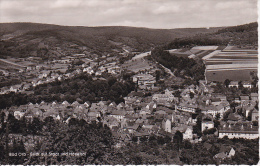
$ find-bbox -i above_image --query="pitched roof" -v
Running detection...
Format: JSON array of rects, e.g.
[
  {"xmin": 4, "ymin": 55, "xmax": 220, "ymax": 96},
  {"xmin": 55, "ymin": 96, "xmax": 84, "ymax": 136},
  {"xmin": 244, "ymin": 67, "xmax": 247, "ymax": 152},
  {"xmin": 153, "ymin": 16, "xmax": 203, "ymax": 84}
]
[
  {"xmin": 214, "ymin": 152, "xmax": 228, "ymax": 159},
  {"xmin": 251, "ymin": 93, "xmax": 258, "ymax": 97},
  {"xmin": 156, "ymin": 110, "xmax": 167, "ymax": 115},
  {"xmin": 72, "ymin": 101, "xmax": 79, "ymax": 106},
  {"xmin": 111, "ymin": 110, "xmax": 126, "ymax": 116},
  {"xmin": 240, "ymin": 96, "xmax": 249, "ymax": 100}
]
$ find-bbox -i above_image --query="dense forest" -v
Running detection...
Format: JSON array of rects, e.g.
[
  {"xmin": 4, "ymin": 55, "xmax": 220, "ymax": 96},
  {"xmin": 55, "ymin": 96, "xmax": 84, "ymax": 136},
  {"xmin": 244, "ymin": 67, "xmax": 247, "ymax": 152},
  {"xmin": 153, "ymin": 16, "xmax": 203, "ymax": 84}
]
[
  {"xmin": 151, "ymin": 48, "xmax": 205, "ymax": 84},
  {"xmin": 165, "ymin": 22, "xmax": 257, "ymax": 49},
  {"xmin": 0, "ymin": 73, "xmax": 135, "ymax": 109},
  {"xmin": 0, "ymin": 113, "xmax": 259, "ymax": 165}
]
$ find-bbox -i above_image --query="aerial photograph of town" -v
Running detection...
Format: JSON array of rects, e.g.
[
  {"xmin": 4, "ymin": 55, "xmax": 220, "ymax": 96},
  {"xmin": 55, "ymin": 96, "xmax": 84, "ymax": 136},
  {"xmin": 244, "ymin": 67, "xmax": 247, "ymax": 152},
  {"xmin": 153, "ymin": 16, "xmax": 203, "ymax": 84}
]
[{"xmin": 0, "ymin": 0, "xmax": 259, "ymax": 165}]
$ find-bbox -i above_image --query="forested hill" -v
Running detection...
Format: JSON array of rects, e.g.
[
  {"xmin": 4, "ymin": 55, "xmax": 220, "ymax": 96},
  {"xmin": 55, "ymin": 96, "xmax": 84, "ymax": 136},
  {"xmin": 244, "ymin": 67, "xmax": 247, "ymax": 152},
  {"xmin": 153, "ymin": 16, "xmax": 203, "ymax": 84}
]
[
  {"xmin": 0, "ymin": 22, "xmax": 222, "ymax": 59},
  {"xmin": 164, "ymin": 22, "xmax": 258, "ymax": 50}
]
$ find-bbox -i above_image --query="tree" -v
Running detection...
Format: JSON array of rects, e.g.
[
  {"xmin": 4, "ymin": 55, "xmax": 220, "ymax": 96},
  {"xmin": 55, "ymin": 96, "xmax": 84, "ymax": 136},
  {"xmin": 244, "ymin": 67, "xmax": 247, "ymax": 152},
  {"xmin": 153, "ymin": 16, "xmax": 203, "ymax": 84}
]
[
  {"xmin": 155, "ymin": 70, "xmax": 161, "ymax": 81},
  {"xmin": 189, "ymin": 92, "xmax": 194, "ymax": 99},
  {"xmin": 238, "ymin": 81, "xmax": 243, "ymax": 89},
  {"xmin": 173, "ymin": 130, "xmax": 183, "ymax": 146},
  {"xmin": 224, "ymin": 79, "xmax": 231, "ymax": 88},
  {"xmin": 30, "ymin": 117, "xmax": 42, "ymax": 135}
]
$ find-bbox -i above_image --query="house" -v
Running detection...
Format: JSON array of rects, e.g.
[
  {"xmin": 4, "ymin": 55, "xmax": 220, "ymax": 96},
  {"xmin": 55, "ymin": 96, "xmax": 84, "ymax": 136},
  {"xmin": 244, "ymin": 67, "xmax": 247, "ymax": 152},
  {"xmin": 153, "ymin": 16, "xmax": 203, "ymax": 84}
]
[
  {"xmin": 109, "ymin": 102, "xmax": 117, "ymax": 107},
  {"xmin": 126, "ymin": 124, "xmax": 142, "ymax": 133},
  {"xmin": 90, "ymin": 103, "xmax": 101, "ymax": 112},
  {"xmin": 211, "ymin": 98, "xmax": 222, "ymax": 106},
  {"xmin": 146, "ymin": 102, "xmax": 157, "ymax": 110},
  {"xmin": 244, "ymin": 104, "xmax": 255, "ymax": 117},
  {"xmin": 218, "ymin": 122, "xmax": 259, "ymax": 139},
  {"xmin": 201, "ymin": 120, "xmax": 214, "ymax": 131},
  {"xmin": 214, "ymin": 152, "xmax": 228, "ymax": 160},
  {"xmin": 109, "ymin": 110, "xmax": 126, "ymax": 121},
  {"xmin": 202, "ymin": 102, "xmax": 230, "ymax": 119},
  {"xmin": 228, "ymin": 81, "xmax": 239, "ymax": 88},
  {"xmin": 251, "ymin": 109, "xmax": 259, "ymax": 121},
  {"xmin": 152, "ymin": 89, "xmax": 175, "ymax": 104},
  {"xmin": 228, "ymin": 148, "xmax": 236, "ymax": 158},
  {"xmin": 14, "ymin": 110, "xmax": 25, "ymax": 120},
  {"xmin": 183, "ymin": 126, "xmax": 193, "ymax": 140},
  {"xmin": 132, "ymin": 74, "xmax": 156, "ymax": 90},
  {"xmin": 162, "ymin": 119, "xmax": 171, "ymax": 133},
  {"xmin": 117, "ymin": 102, "xmax": 125, "ymax": 110},
  {"xmin": 72, "ymin": 101, "xmax": 80, "ymax": 106},
  {"xmin": 103, "ymin": 116, "xmax": 119, "ymax": 129},
  {"xmin": 227, "ymin": 113, "xmax": 243, "ymax": 121},
  {"xmin": 87, "ymin": 111, "xmax": 100, "ymax": 121},
  {"xmin": 133, "ymin": 131, "xmax": 150, "ymax": 140},
  {"xmin": 242, "ymin": 81, "xmax": 252, "ymax": 88},
  {"xmin": 250, "ymin": 93, "xmax": 258, "ymax": 101},
  {"xmin": 240, "ymin": 96, "xmax": 249, "ymax": 102},
  {"xmin": 84, "ymin": 101, "xmax": 91, "ymax": 108},
  {"xmin": 62, "ymin": 101, "xmax": 70, "ymax": 106},
  {"xmin": 177, "ymin": 102, "xmax": 197, "ymax": 113}
]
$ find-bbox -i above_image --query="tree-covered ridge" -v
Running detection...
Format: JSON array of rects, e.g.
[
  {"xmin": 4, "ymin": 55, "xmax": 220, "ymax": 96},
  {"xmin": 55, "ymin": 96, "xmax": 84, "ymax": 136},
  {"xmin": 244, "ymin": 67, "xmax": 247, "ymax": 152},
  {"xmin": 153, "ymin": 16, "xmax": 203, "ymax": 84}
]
[
  {"xmin": 165, "ymin": 22, "xmax": 257, "ymax": 50},
  {"xmin": 0, "ymin": 73, "xmax": 135, "ymax": 109},
  {"xmin": 151, "ymin": 48, "xmax": 205, "ymax": 84}
]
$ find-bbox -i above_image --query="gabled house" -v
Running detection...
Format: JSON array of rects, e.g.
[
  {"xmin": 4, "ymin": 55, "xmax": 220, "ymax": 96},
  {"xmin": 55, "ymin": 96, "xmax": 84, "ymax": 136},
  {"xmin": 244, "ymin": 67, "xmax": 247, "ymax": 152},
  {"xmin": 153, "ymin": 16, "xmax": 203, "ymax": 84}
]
[
  {"xmin": 183, "ymin": 126, "xmax": 193, "ymax": 140},
  {"xmin": 214, "ymin": 152, "xmax": 228, "ymax": 160},
  {"xmin": 84, "ymin": 101, "xmax": 91, "ymax": 108},
  {"xmin": 242, "ymin": 81, "xmax": 252, "ymax": 88},
  {"xmin": 87, "ymin": 111, "xmax": 100, "ymax": 121},
  {"xmin": 132, "ymin": 74, "xmax": 156, "ymax": 90},
  {"xmin": 177, "ymin": 102, "xmax": 197, "ymax": 113},
  {"xmin": 109, "ymin": 110, "xmax": 126, "ymax": 121},
  {"xmin": 229, "ymin": 81, "xmax": 239, "ymax": 88},
  {"xmin": 250, "ymin": 93, "xmax": 258, "ymax": 101},
  {"xmin": 117, "ymin": 102, "xmax": 125, "ymax": 110},
  {"xmin": 62, "ymin": 101, "xmax": 70, "ymax": 106},
  {"xmin": 162, "ymin": 119, "xmax": 171, "ymax": 133},
  {"xmin": 109, "ymin": 102, "xmax": 117, "ymax": 107},
  {"xmin": 251, "ymin": 108, "xmax": 259, "ymax": 121},
  {"xmin": 72, "ymin": 101, "xmax": 80, "ymax": 107},
  {"xmin": 228, "ymin": 148, "xmax": 236, "ymax": 158},
  {"xmin": 152, "ymin": 89, "xmax": 175, "ymax": 104},
  {"xmin": 201, "ymin": 120, "xmax": 214, "ymax": 132},
  {"xmin": 218, "ymin": 122, "xmax": 258, "ymax": 139},
  {"xmin": 14, "ymin": 110, "xmax": 25, "ymax": 120},
  {"xmin": 240, "ymin": 96, "xmax": 249, "ymax": 102}
]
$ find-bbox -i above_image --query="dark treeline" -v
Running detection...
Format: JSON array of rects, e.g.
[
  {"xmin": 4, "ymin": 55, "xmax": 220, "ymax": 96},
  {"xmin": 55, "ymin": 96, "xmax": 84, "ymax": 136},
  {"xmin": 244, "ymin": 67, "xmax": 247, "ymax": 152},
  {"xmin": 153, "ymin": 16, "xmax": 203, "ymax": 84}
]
[
  {"xmin": 216, "ymin": 22, "xmax": 258, "ymax": 34},
  {"xmin": 0, "ymin": 73, "xmax": 135, "ymax": 109},
  {"xmin": 165, "ymin": 35, "xmax": 228, "ymax": 50}
]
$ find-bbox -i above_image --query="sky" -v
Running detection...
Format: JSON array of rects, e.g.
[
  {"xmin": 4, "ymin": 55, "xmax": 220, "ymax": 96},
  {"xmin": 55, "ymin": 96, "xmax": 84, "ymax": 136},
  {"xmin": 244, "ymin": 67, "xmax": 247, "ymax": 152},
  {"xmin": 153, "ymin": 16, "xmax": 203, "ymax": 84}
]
[{"xmin": 0, "ymin": 0, "xmax": 258, "ymax": 29}]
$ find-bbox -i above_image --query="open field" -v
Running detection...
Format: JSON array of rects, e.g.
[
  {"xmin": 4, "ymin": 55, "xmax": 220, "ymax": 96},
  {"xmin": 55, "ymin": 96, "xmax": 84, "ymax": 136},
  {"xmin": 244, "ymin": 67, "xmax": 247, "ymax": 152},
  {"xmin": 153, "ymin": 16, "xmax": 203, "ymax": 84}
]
[
  {"xmin": 205, "ymin": 63, "xmax": 257, "ymax": 82},
  {"xmin": 206, "ymin": 69, "xmax": 255, "ymax": 82},
  {"xmin": 121, "ymin": 58, "xmax": 155, "ymax": 73}
]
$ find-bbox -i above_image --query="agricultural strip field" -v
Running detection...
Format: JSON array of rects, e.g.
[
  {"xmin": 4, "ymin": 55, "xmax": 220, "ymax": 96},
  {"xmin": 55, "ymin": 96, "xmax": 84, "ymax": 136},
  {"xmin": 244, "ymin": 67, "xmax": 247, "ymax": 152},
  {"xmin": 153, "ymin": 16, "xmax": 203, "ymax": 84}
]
[
  {"xmin": 210, "ymin": 56, "xmax": 257, "ymax": 59},
  {"xmin": 169, "ymin": 53, "xmax": 190, "ymax": 58},
  {"xmin": 196, "ymin": 50, "xmax": 215, "ymax": 58},
  {"xmin": 206, "ymin": 69, "xmax": 256, "ymax": 82}
]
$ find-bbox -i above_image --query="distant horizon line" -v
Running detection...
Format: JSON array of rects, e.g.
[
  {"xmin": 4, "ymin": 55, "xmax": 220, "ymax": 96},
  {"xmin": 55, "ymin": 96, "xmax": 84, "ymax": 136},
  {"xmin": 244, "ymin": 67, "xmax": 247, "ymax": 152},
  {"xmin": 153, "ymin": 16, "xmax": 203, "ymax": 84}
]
[{"xmin": 0, "ymin": 21, "xmax": 257, "ymax": 30}]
